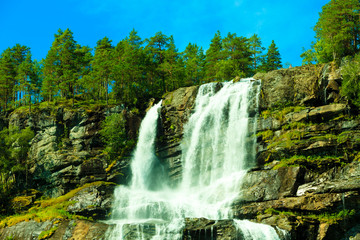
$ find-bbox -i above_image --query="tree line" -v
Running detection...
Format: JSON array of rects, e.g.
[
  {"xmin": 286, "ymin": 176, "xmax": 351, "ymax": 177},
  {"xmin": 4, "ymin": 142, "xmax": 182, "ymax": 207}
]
[{"xmin": 0, "ymin": 29, "xmax": 282, "ymax": 111}]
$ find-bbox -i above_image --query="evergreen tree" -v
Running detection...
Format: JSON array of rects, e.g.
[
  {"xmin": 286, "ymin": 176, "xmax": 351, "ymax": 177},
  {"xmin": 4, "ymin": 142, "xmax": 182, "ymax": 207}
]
[
  {"xmin": 42, "ymin": 29, "xmax": 91, "ymax": 104},
  {"xmin": 315, "ymin": 0, "xmax": 360, "ymax": 61},
  {"xmin": 0, "ymin": 49, "xmax": 15, "ymax": 110},
  {"xmin": 205, "ymin": 30, "xmax": 223, "ymax": 82},
  {"xmin": 113, "ymin": 30, "xmax": 148, "ymax": 106},
  {"xmin": 302, "ymin": 0, "xmax": 360, "ymax": 63},
  {"xmin": 183, "ymin": 43, "xmax": 205, "ymax": 85},
  {"xmin": 16, "ymin": 52, "xmax": 35, "ymax": 112},
  {"xmin": 86, "ymin": 36, "xmax": 113, "ymax": 104},
  {"xmin": 0, "ymin": 45, "xmax": 31, "ymax": 110},
  {"xmin": 217, "ymin": 33, "xmax": 252, "ymax": 80},
  {"xmin": 145, "ymin": 31, "xmax": 180, "ymax": 95},
  {"xmin": 249, "ymin": 34, "xmax": 265, "ymax": 72},
  {"xmin": 262, "ymin": 40, "xmax": 282, "ymax": 71}
]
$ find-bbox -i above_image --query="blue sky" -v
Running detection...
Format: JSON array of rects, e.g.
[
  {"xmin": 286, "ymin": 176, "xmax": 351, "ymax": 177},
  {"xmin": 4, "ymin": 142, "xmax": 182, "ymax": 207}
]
[{"xmin": 0, "ymin": 0, "xmax": 329, "ymax": 66}]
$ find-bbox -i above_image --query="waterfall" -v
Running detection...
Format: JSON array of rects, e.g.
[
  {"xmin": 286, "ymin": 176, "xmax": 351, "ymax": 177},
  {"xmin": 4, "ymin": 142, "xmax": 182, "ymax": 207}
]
[{"xmin": 106, "ymin": 79, "xmax": 286, "ymax": 240}]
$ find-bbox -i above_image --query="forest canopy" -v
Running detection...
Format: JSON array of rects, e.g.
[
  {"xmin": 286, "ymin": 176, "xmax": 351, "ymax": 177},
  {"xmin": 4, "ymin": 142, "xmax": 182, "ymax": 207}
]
[{"xmin": 0, "ymin": 29, "xmax": 282, "ymax": 112}]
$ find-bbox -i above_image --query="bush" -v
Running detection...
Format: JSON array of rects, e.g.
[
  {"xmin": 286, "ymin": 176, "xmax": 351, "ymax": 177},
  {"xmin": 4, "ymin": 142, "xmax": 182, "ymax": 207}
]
[
  {"xmin": 99, "ymin": 113, "xmax": 128, "ymax": 160},
  {"xmin": 341, "ymin": 57, "xmax": 360, "ymax": 107}
]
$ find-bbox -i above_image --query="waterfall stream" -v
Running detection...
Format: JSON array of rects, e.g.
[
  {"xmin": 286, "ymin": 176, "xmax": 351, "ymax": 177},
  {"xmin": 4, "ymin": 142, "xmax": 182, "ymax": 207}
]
[{"xmin": 106, "ymin": 79, "xmax": 287, "ymax": 239}]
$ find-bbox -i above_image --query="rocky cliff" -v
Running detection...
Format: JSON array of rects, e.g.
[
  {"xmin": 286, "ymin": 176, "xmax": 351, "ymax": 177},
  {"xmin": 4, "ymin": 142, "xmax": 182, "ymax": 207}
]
[
  {"xmin": 156, "ymin": 64, "xmax": 359, "ymax": 240},
  {"xmin": 0, "ymin": 64, "xmax": 359, "ymax": 240}
]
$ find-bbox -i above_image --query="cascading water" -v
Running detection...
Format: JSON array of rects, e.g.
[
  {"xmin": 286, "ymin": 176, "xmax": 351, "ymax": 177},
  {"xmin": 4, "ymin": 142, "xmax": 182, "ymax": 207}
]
[{"xmin": 106, "ymin": 79, "xmax": 287, "ymax": 240}]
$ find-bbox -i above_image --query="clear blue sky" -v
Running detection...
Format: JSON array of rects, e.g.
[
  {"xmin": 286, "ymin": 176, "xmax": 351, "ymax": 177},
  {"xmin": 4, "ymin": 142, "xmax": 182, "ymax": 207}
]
[{"xmin": 0, "ymin": 0, "xmax": 329, "ymax": 67}]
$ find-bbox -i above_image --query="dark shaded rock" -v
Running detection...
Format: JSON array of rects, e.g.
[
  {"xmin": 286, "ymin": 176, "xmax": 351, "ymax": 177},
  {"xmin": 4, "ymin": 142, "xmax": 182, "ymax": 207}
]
[
  {"xmin": 183, "ymin": 218, "xmax": 238, "ymax": 240},
  {"xmin": 296, "ymin": 161, "xmax": 360, "ymax": 196}
]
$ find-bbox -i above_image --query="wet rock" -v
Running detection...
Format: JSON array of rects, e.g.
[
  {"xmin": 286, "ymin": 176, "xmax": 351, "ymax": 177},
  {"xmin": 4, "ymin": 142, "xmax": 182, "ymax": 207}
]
[{"xmin": 158, "ymin": 85, "xmax": 199, "ymax": 186}]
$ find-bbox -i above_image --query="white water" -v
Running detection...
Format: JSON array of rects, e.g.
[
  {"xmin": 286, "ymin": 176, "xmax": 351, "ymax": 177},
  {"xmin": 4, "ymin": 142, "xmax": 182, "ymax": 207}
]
[{"xmin": 107, "ymin": 79, "xmax": 285, "ymax": 239}]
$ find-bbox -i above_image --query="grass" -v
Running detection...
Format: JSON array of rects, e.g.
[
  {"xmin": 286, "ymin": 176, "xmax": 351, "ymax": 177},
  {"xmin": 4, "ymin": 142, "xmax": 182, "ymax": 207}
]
[{"xmin": 0, "ymin": 181, "xmax": 115, "ymax": 228}]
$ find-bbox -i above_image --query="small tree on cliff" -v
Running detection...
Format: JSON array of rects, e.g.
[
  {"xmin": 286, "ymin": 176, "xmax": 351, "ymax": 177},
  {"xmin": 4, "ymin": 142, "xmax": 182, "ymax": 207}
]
[{"xmin": 262, "ymin": 40, "xmax": 282, "ymax": 71}]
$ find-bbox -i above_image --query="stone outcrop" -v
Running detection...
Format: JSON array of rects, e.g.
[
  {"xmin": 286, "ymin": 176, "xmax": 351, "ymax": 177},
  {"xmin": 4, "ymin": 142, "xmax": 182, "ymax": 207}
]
[
  {"xmin": 67, "ymin": 182, "xmax": 116, "ymax": 220},
  {"xmin": 157, "ymin": 85, "xmax": 199, "ymax": 186},
  {"xmin": 254, "ymin": 63, "xmax": 345, "ymax": 109},
  {"xmin": 254, "ymin": 64, "xmax": 327, "ymax": 109},
  {"xmin": 6, "ymin": 105, "xmax": 140, "ymax": 198},
  {"xmin": 0, "ymin": 219, "xmax": 111, "ymax": 240}
]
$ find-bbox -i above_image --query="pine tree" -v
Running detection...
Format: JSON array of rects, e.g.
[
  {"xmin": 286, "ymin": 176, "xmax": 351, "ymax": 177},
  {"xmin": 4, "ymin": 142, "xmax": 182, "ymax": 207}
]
[
  {"xmin": 205, "ymin": 31, "xmax": 223, "ymax": 82},
  {"xmin": 87, "ymin": 36, "xmax": 113, "ymax": 104},
  {"xmin": 42, "ymin": 29, "xmax": 91, "ymax": 104},
  {"xmin": 262, "ymin": 40, "xmax": 282, "ymax": 71},
  {"xmin": 183, "ymin": 43, "xmax": 205, "ymax": 86},
  {"xmin": 146, "ymin": 31, "xmax": 178, "ymax": 95},
  {"xmin": 218, "ymin": 33, "xmax": 252, "ymax": 79},
  {"xmin": 0, "ymin": 49, "xmax": 15, "ymax": 110},
  {"xmin": 302, "ymin": 0, "xmax": 360, "ymax": 63},
  {"xmin": 16, "ymin": 52, "xmax": 35, "ymax": 112},
  {"xmin": 249, "ymin": 34, "xmax": 265, "ymax": 73},
  {"xmin": 315, "ymin": 0, "xmax": 360, "ymax": 61}
]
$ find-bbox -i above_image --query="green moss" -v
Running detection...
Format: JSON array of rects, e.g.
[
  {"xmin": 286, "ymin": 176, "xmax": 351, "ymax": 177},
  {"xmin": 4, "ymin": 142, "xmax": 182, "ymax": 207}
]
[
  {"xmin": 257, "ymin": 130, "xmax": 274, "ymax": 142},
  {"xmin": 263, "ymin": 208, "xmax": 356, "ymax": 225},
  {"xmin": 273, "ymin": 154, "xmax": 346, "ymax": 170},
  {"xmin": 38, "ymin": 226, "xmax": 59, "ymax": 240},
  {"xmin": 0, "ymin": 181, "xmax": 115, "ymax": 228},
  {"xmin": 260, "ymin": 105, "xmax": 307, "ymax": 123}
]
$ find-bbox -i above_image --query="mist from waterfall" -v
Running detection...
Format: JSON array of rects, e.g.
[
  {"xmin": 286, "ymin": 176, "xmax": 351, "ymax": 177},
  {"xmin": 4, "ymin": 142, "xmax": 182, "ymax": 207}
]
[{"xmin": 106, "ymin": 79, "xmax": 285, "ymax": 240}]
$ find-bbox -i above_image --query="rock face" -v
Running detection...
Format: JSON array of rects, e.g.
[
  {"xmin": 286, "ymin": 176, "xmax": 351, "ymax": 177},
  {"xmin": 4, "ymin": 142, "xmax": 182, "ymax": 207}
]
[
  {"xmin": 155, "ymin": 65, "xmax": 360, "ymax": 239},
  {"xmin": 157, "ymin": 85, "xmax": 199, "ymax": 186},
  {"xmin": 67, "ymin": 182, "xmax": 116, "ymax": 220},
  {"xmin": 0, "ymin": 219, "xmax": 111, "ymax": 240},
  {"xmin": 254, "ymin": 63, "xmax": 345, "ymax": 109},
  {"xmin": 1, "ymin": 65, "xmax": 360, "ymax": 239},
  {"xmin": 6, "ymin": 106, "xmax": 140, "ymax": 198}
]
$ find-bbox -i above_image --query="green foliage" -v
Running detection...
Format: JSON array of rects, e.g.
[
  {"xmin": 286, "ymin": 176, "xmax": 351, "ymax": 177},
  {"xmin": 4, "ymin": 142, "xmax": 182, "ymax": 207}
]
[
  {"xmin": 302, "ymin": 0, "xmax": 360, "ymax": 63},
  {"xmin": 0, "ymin": 126, "xmax": 34, "ymax": 214},
  {"xmin": 341, "ymin": 57, "xmax": 360, "ymax": 107},
  {"xmin": 274, "ymin": 155, "xmax": 345, "ymax": 171},
  {"xmin": 42, "ymin": 28, "xmax": 92, "ymax": 103},
  {"xmin": 260, "ymin": 105, "xmax": 306, "ymax": 123},
  {"xmin": 261, "ymin": 40, "xmax": 282, "ymax": 71},
  {"xmin": 256, "ymin": 130, "xmax": 274, "ymax": 142},
  {"xmin": 0, "ymin": 28, "xmax": 283, "ymax": 113},
  {"xmin": 99, "ymin": 113, "xmax": 131, "ymax": 161},
  {"xmin": 38, "ymin": 226, "xmax": 59, "ymax": 240},
  {"xmin": 249, "ymin": 34, "xmax": 265, "ymax": 73}
]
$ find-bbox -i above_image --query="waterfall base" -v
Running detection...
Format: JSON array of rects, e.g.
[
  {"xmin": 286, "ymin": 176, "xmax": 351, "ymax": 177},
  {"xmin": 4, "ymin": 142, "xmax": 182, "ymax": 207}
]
[{"xmin": 106, "ymin": 218, "xmax": 289, "ymax": 240}]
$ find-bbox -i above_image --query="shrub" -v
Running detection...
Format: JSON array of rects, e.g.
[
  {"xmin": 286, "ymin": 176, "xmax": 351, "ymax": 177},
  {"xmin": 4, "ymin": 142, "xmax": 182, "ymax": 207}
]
[
  {"xmin": 341, "ymin": 58, "xmax": 360, "ymax": 107},
  {"xmin": 99, "ymin": 113, "xmax": 128, "ymax": 160}
]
